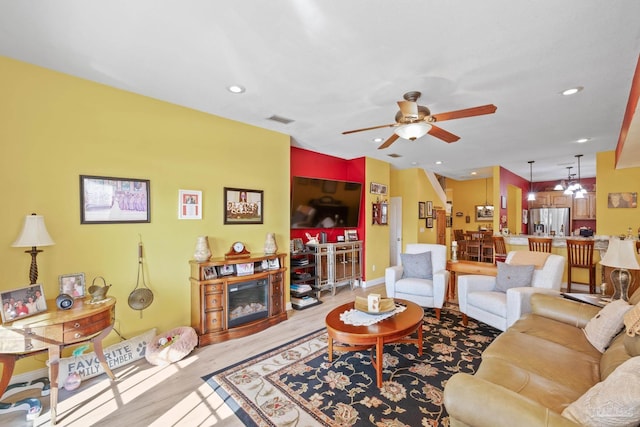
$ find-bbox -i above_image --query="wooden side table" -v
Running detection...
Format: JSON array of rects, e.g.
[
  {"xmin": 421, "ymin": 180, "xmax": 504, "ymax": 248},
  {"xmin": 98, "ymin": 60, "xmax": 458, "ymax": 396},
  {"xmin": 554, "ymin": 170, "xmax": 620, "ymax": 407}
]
[
  {"xmin": 0, "ymin": 297, "xmax": 116, "ymax": 424},
  {"xmin": 446, "ymin": 260, "xmax": 497, "ymax": 300}
]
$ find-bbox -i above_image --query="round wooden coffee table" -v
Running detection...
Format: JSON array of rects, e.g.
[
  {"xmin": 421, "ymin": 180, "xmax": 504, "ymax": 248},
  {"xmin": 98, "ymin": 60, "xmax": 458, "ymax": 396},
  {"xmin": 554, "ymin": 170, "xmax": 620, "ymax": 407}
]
[{"xmin": 325, "ymin": 299, "xmax": 424, "ymax": 387}]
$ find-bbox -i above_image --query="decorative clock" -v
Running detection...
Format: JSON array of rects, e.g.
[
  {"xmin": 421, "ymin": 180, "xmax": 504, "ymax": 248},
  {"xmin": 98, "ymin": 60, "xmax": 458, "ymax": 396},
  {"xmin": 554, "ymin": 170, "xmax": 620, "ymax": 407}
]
[{"xmin": 225, "ymin": 241, "xmax": 251, "ymax": 259}]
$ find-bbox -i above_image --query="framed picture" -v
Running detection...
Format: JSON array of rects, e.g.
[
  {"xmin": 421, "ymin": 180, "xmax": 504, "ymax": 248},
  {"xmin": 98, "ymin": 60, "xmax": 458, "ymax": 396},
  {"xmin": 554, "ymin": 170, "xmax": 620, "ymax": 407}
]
[
  {"xmin": 80, "ymin": 175, "xmax": 150, "ymax": 224},
  {"xmin": 607, "ymin": 192, "xmax": 637, "ymax": 208},
  {"xmin": 475, "ymin": 205, "xmax": 494, "ymax": 222},
  {"xmin": 59, "ymin": 273, "xmax": 86, "ymax": 298},
  {"xmin": 202, "ymin": 266, "xmax": 218, "ymax": 280},
  {"xmin": 446, "ymin": 216, "xmax": 452, "ymax": 228},
  {"xmin": 426, "ymin": 217, "xmax": 434, "ymax": 228},
  {"xmin": 418, "ymin": 202, "xmax": 426, "ymax": 219},
  {"xmin": 218, "ymin": 264, "xmax": 235, "ymax": 276},
  {"xmin": 501, "ymin": 196, "xmax": 507, "ymax": 209},
  {"xmin": 224, "ymin": 187, "xmax": 263, "ymax": 224},
  {"xmin": 344, "ymin": 229, "xmax": 358, "ymax": 241},
  {"xmin": 426, "ymin": 201, "xmax": 433, "ymax": 218},
  {"xmin": 290, "ymin": 238, "xmax": 304, "ymax": 253},
  {"xmin": 236, "ymin": 262, "xmax": 255, "ymax": 276},
  {"xmin": 178, "ymin": 189, "xmax": 202, "ymax": 220},
  {"xmin": 1, "ymin": 284, "xmax": 47, "ymax": 323},
  {"xmin": 268, "ymin": 258, "xmax": 280, "ymax": 270},
  {"xmin": 370, "ymin": 182, "xmax": 388, "ymax": 195}
]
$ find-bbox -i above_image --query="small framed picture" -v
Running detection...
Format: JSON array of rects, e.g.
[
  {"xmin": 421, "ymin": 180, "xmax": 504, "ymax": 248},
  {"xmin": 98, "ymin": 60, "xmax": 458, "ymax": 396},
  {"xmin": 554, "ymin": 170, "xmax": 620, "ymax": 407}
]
[
  {"xmin": 1, "ymin": 284, "xmax": 47, "ymax": 323},
  {"xmin": 446, "ymin": 216, "xmax": 453, "ymax": 228},
  {"xmin": 202, "ymin": 266, "xmax": 218, "ymax": 280},
  {"xmin": 426, "ymin": 201, "xmax": 433, "ymax": 217},
  {"xmin": 236, "ymin": 263, "xmax": 255, "ymax": 276},
  {"xmin": 178, "ymin": 189, "xmax": 202, "ymax": 220},
  {"xmin": 59, "ymin": 273, "xmax": 86, "ymax": 298},
  {"xmin": 426, "ymin": 217, "xmax": 434, "ymax": 228},
  {"xmin": 344, "ymin": 229, "xmax": 358, "ymax": 241},
  {"xmin": 218, "ymin": 264, "xmax": 235, "ymax": 276},
  {"xmin": 268, "ymin": 258, "xmax": 280, "ymax": 270},
  {"xmin": 418, "ymin": 202, "xmax": 426, "ymax": 219}
]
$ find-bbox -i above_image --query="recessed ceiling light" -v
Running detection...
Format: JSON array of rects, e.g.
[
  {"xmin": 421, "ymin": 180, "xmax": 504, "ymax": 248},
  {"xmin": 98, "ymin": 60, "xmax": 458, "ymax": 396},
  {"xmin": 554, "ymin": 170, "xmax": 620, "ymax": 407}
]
[
  {"xmin": 435, "ymin": 161, "xmax": 443, "ymax": 165},
  {"xmin": 372, "ymin": 137, "xmax": 384, "ymax": 143},
  {"xmin": 411, "ymin": 161, "xmax": 418, "ymax": 166},
  {"xmin": 227, "ymin": 85, "xmax": 246, "ymax": 94},
  {"xmin": 561, "ymin": 86, "xmax": 583, "ymax": 96},
  {"xmin": 575, "ymin": 137, "xmax": 590, "ymax": 143},
  {"xmin": 470, "ymin": 171, "xmax": 478, "ymax": 176}
]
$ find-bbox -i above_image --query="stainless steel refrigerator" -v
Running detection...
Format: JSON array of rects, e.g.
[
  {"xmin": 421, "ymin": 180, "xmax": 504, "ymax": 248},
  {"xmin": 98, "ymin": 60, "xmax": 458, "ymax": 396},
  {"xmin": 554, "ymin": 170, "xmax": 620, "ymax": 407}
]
[{"xmin": 528, "ymin": 208, "xmax": 570, "ymax": 236}]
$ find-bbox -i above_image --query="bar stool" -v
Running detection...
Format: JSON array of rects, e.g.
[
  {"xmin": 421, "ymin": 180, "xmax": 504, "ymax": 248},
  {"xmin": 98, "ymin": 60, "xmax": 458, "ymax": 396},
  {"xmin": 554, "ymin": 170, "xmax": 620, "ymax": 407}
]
[
  {"xmin": 566, "ymin": 239, "xmax": 596, "ymax": 293},
  {"xmin": 492, "ymin": 236, "xmax": 508, "ymax": 264},
  {"xmin": 528, "ymin": 237, "xmax": 553, "ymax": 253}
]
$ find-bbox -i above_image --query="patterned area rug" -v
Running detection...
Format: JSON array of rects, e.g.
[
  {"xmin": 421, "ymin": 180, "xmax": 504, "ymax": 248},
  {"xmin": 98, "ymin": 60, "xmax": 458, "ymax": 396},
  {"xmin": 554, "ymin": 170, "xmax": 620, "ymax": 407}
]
[{"xmin": 203, "ymin": 307, "xmax": 500, "ymax": 426}]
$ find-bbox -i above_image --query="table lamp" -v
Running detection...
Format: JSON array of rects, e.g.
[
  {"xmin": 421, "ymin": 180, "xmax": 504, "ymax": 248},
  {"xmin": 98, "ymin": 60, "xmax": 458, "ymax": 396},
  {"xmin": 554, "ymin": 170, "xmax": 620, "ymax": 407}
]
[
  {"xmin": 12, "ymin": 213, "xmax": 55, "ymax": 284},
  {"xmin": 599, "ymin": 237, "xmax": 640, "ymax": 302}
]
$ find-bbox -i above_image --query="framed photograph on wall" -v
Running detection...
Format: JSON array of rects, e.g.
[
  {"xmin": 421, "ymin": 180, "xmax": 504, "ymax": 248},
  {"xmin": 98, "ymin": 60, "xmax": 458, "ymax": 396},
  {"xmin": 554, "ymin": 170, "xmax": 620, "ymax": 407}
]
[
  {"xmin": 607, "ymin": 192, "xmax": 637, "ymax": 208},
  {"xmin": 446, "ymin": 216, "xmax": 452, "ymax": 228},
  {"xmin": 418, "ymin": 202, "xmax": 426, "ymax": 219},
  {"xmin": 224, "ymin": 187, "xmax": 263, "ymax": 224},
  {"xmin": 426, "ymin": 217, "xmax": 434, "ymax": 228},
  {"xmin": 178, "ymin": 189, "xmax": 202, "ymax": 220},
  {"xmin": 1, "ymin": 284, "xmax": 47, "ymax": 323},
  {"xmin": 59, "ymin": 272, "xmax": 86, "ymax": 298},
  {"xmin": 426, "ymin": 201, "xmax": 433, "ymax": 217},
  {"xmin": 80, "ymin": 175, "xmax": 150, "ymax": 224},
  {"xmin": 370, "ymin": 182, "xmax": 388, "ymax": 195},
  {"xmin": 475, "ymin": 205, "xmax": 494, "ymax": 222}
]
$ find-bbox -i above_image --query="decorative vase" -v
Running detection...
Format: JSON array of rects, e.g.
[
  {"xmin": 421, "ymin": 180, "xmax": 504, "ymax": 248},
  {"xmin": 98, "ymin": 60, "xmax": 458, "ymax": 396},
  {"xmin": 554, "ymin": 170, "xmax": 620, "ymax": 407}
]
[
  {"xmin": 264, "ymin": 233, "xmax": 277, "ymax": 254},
  {"xmin": 193, "ymin": 236, "xmax": 212, "ymax": 262}
]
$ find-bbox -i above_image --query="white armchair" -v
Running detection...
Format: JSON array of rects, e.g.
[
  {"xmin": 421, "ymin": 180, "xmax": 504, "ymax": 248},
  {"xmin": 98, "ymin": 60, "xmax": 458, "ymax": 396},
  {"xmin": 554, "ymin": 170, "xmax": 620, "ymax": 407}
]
[
  {"xmin": 385, "ymin": 244, "xmax": 449, "ymax": 320},
  {"xmin": 458, "ymin": 251, "xmax": 565, "ymax": 331}
]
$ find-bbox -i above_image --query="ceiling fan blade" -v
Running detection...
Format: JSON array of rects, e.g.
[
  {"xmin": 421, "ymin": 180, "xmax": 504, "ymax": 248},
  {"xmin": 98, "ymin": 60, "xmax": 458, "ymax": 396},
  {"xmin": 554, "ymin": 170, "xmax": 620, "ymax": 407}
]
[
  {"xmin": 378, "ymin": 133, "xmax": 399, "ymax": 149},
  {"xmin": 430, "ymin": 104, "xmax": 497, "ymax": 122},
  {"xmin": 428, "ymin": 125, "xmax": 460, "ymax": 143},
  {"xmin": 397, "ymin": 100, "xmax": 418, "ymax": 120},
  {"xmin": 342, "ymin": 123, "xmax": 398, "ymax": 135}
]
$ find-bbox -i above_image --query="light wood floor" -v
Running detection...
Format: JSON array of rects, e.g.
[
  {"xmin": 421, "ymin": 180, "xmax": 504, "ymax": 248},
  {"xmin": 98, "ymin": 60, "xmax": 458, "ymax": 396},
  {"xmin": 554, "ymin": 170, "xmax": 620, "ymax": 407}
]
[{"xmin": 2, "ymin": 284, "xmax": 385, "ymax": 427}]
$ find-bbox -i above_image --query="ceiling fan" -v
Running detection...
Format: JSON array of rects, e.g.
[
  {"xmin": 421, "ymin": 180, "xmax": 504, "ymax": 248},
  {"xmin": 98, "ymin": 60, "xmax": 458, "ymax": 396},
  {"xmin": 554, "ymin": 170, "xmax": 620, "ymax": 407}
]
[{"xmin": 342, "ymin": 91, "xmax": 497, "ymax": 149}]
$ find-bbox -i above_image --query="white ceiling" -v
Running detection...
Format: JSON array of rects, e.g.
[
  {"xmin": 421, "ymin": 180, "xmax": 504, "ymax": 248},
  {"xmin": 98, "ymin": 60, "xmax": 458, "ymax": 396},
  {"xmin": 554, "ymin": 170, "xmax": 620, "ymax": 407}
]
[{"xmin": 1, "ymin": 1, "xmax": 640, "ymax": 182}]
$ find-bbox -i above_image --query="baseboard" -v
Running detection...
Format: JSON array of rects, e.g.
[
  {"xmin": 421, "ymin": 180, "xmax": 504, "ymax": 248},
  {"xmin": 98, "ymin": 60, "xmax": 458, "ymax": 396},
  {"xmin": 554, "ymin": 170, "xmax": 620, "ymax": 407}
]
[{"xmin": 360, "ymin": 276, "xmax": 385, "ymax": 288}]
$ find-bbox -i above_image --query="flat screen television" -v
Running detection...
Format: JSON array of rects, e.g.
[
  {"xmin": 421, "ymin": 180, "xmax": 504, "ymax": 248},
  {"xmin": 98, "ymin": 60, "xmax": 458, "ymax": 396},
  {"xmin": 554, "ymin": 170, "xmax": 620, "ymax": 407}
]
[{"xmin": 290, "ymin": 176, "xmax": 362, "ymax": 228}]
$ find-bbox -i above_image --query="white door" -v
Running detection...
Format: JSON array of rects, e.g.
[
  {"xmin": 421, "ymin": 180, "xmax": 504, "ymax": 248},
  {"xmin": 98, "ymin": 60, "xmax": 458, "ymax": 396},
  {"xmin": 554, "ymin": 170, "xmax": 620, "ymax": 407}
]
[{"xmin": 390, "ymin": 197, "xmax": 402, "ymax": 265}]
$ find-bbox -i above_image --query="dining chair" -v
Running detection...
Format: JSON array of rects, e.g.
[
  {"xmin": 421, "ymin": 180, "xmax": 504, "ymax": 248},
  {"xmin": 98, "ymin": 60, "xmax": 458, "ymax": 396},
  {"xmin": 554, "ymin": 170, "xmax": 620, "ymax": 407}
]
[
  {"xmin": 465, "ymin": 239, "xmax": 482, "ymax": 261},
  {"xmin": 492, "ymin": 236, "xmax": 508, "ymax": 264},
  {"xmin": 566, "ymin": 239, "xmax": 596, "ymax": 293},
  {"xmin": 528, "ymin": 237, "xmax": 553, "ymax": 253},
  {"xmin": 481, "ymin": 235, "xmax": 494, "ymax": 263},
  {"xmin": 453, "ymin": 229, "xmax": 465, "ymax": 242}
]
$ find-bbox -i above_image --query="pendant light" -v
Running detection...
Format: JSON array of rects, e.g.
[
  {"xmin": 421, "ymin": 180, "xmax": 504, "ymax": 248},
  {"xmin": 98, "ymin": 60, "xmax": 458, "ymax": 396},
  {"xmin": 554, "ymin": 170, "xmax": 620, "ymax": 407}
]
[
  {"xmin": 527, "ymin": 161, "xmax": 536, "ymax": 201},
  {"xmin": 563, "ymin": 167, "xmax": 575, "ymax": 195},
  {"xmin": 574, "ymin": 154, "xmax": 585, "ymax": 199}
]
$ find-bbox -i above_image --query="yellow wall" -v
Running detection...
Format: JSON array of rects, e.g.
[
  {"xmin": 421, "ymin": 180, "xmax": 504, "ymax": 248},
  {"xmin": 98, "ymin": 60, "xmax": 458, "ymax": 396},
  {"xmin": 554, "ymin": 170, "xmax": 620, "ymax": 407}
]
[
  {"xmin": 447, "ymin": 177, "xmax": 496, "ymax": 232},
  {"xmin": 364, "ymin": 158, "xmax": 391, "ymax": 280},
  {"xmin": 390, "ymin": 168, "xmax": 441, "ymax": 248},
  {"xmin": 0, "ymin": 57, "xmax": 291, "ymax": 373},
  {"xmin": 596, "ymin": 151, "xmax": 640, "ymax": 236}
]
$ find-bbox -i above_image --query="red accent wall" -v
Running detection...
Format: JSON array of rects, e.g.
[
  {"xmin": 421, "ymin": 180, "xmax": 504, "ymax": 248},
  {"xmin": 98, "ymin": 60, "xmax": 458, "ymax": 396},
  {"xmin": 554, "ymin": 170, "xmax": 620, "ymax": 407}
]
[
  {"xmin": 290, "ymin": 146, "xmax": 366, "ymax": 244},
  {"xmin": 499, "ymin": 167, "xmax": 530, "ymax": 234}
]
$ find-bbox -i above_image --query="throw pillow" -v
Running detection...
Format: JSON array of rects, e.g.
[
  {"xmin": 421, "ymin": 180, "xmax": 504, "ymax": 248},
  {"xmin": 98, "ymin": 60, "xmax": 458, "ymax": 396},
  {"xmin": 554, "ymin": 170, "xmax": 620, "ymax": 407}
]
[
  {"xmin": 494, "ymin": 262, "xmax": 534, "ymax": 292},
  {"xmin": 561, "ymin": 356, "xmax": 640, "ymax": 427},
  {"xmin": 583, "ymin": 299, "xmax": 633, "ymax": 353},
  {"xmin": 400, "ymin": 251, "xmax": 432, "ymax": 279}
]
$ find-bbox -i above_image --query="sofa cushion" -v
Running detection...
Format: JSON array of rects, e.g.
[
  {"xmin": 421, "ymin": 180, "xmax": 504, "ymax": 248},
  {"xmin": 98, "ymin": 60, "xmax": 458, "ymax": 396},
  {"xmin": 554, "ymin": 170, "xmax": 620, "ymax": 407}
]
[
  {"xmin": 584, "ymin": 299, "xmax": 632, "ymax": 353},
  {"xmin": 562, "ymin": 356, "xmax": 640, "ymax": 427},
  {"xmin": 400, "ymin": 251, "xmax": 432, "ymax": 279},
  {"xmin": 495, "ymin": 262, "xmax": 534, "ymax": 292}
]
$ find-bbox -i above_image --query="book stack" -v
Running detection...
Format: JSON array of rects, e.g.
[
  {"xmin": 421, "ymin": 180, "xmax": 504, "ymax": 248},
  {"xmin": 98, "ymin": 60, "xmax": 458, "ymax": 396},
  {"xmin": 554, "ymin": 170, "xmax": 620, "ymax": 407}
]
[
  {"xmin": 290, "ymin": 283, "xmax": 313, "ymax": 294},
  {"xmin": 291, "ymin": 295, "xmax": 318, "ymax": 307},
  {"xmin": 291, "ymin": 258, "xmax": 309, "ymax": 267}
]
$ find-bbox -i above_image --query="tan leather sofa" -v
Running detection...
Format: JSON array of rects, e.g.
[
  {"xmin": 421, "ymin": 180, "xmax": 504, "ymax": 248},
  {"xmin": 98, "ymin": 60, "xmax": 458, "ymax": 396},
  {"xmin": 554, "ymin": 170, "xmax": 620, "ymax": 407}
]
[{"xmin": 443, "ymin": 291, "xmax": 640, "ymax": 427}]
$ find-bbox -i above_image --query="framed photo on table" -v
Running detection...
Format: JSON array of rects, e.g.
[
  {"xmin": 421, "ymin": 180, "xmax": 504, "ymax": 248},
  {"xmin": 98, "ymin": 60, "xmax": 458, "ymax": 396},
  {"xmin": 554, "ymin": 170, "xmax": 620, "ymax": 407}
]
[
  {"xmin": 59, "ymin": 273, "xmax": 86, "ymax": 298},
  {"xmin": 80, "ymin": 175, "xmax": 150, "ymax": 224},
  {"xmin": 1, "ymin": 284, "xmax": 47, "ymax": 323}
]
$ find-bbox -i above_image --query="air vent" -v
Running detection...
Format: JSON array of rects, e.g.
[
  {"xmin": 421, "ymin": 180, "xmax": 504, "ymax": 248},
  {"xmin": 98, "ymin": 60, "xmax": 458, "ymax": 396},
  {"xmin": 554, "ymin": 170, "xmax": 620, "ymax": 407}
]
[
  {"xmin": 387, "ymin": 153, "xmax": 402, "ymax": 158},
  {"xmin": 267, "ymin": 115, "xmax": 294, "ymax": 125}
]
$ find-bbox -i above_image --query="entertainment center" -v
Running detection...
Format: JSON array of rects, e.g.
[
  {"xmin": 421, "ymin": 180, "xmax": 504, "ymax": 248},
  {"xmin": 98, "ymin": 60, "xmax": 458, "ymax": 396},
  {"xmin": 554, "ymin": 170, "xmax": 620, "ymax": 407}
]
[{"xmin": 189, "ymin": 253, "xmax": 287, "ymax": 347}]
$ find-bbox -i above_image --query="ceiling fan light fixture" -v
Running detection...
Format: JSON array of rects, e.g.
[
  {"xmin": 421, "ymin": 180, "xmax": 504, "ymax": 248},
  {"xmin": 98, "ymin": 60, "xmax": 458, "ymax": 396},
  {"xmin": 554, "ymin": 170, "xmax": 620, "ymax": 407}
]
[{"xmin": 394, "ymin": 122, "xmax": 431, "ymax": 141}]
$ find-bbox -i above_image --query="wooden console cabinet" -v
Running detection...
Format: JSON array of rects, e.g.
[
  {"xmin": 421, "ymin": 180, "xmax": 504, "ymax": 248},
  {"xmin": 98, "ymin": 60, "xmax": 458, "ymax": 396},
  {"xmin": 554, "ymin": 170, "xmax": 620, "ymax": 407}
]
[{"xmin": 190, "ymin": 253, "xmax": 287, "ymax": 347}]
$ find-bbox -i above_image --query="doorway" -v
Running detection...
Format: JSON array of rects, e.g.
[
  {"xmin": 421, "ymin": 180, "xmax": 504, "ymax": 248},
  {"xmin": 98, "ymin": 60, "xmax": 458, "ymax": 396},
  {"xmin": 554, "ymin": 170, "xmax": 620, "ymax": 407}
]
[{"xmin": 390, "ymin": 197, "xmax": 402, "ymax": 266}]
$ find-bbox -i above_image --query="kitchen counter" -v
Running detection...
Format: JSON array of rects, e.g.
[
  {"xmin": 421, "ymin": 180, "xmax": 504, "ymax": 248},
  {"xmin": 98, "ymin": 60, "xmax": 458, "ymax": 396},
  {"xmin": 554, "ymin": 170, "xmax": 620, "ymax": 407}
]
[{"xmin": 504, "ymin": 235, "xmax": 609, "ymax": 250}]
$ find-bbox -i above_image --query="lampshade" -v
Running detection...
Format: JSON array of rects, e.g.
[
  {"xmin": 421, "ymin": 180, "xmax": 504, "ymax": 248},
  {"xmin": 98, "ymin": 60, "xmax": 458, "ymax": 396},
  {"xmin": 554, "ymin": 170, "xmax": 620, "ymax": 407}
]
[
  {"xmin": 600, "ymin": 238, "xmax": 640, "ymax": 269},
  {"xmin": 553, "ymin": 182, "xmax": 565, "ymax": 191},
  {"xmin": 12, "ymin": 214, "xmax": 55, "ymax": 247},
  {"xmin": 394, "ymin": 122, "xmax": 431, "ymax": 140}
]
